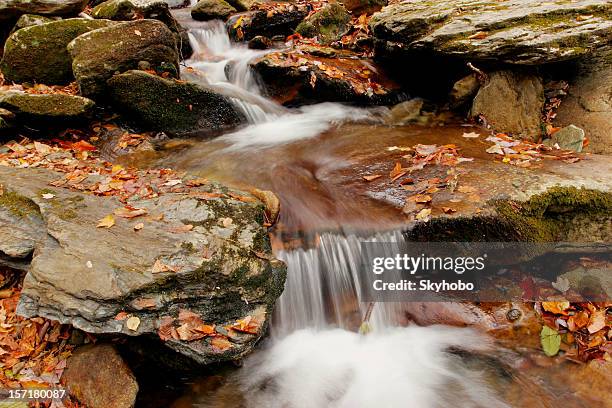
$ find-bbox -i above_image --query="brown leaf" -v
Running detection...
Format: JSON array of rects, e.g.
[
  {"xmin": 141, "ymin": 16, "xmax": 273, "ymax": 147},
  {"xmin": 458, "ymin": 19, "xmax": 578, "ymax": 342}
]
[
  {"xmin": 588, "ymin": 310, "xmax": 606, "ymax": 334},
  {"xmin": 211, "ymin": 336, "xmax": 232, "ymax": 351},
  {"xmin": 363, "ymin": 174, "xmax": 382, "ymax": 182}
]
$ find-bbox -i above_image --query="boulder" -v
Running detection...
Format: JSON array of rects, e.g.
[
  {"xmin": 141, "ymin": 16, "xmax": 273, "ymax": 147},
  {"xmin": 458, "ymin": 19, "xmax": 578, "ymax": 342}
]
[
  {"xmin": 63, "ymin": 344, "xmax": 138, "ymax": 408},
  {"xmin": 68, "ymin": 19, "xmax": 180, "ymax": 98},
  {"xmin": 9, "ymin": 14, "xmax": 55, "ymax": 35},
  {"xmin": 370, "ymin": 0, "xmax": 612, "ymax": 65},
  {"xmin": 248, "ymin": 35, "xmax": 271, "ymax": 50},
  {"xmin": 250, "ymin": 46, "xmax": 402, "ymax": 105},
  {"xmin": 0, "ymin": 0, "xmax": 88, "ymax": 21},
  {"xmin": 470, "ymin": 71, "xmax": 544, "ymax": 140},
  {"xmin": 227, "ymin": 4, "xmax": 309, "ymax": 42},
  {"xmin": 342, "ymin": 0, "xmax": 386, "ymax": 15},
  {"xmin": 0, "ymin": 163, "xmax": 286, "ymax": 364},
  {"xmin": 543, "ymin": 125, "xmax": 585, "ymax": 152},
  {"xmin": 91, "ymin": 0, "xmax": 193, "ymax": 59},
  {"xmin": 191, "ymin": 0, "xmax": 237, "ymax": 21},
  {"xmin": 448, "ymin": 73, "xmax": 480, "ymax": 109},
  {"xmin": 295, "ymin": 3, "xmax": 351, "ymax": 44},
  {"xmin": 554, "ymin": 52, "xmax": 612, "ymax": 155},
  {"xmin": 0, "ymin": 19, "xmax": 116, "ymax": 85},
  {"xmin": 0, "ymin": 92, "xmax": 95, "ymax": 124},
  {"xmin": 225, "ymin": 0, "xmax": 255, "ymax": 12},
  {"xmin": 107, "ymin": 70, "xmax": 246, "ymax": 136},
  {"xmin": 0, "ymin": 108, "xmax": 15, "ymax": 130}
]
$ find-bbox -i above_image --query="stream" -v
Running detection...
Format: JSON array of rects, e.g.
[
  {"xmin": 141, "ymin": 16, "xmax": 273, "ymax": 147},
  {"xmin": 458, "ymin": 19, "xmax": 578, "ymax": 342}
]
[{"xmin": 127, "ymin": 19, "xmax": 601, "ymax": 408}]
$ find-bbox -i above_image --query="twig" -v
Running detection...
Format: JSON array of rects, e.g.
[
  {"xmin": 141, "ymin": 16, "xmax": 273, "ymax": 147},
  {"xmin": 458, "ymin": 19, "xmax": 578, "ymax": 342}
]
[{"xmin": 467, "ymin": 62, "xmax": 487, "ymax": 82}]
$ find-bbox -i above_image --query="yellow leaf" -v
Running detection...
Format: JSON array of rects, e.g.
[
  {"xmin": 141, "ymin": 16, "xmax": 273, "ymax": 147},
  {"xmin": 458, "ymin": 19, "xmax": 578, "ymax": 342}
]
[
  {"xmin": 126, "ymin": 316, "xmax": 140, "ymax": 331},
  {"xmin": 542, "ymin": 301, "xmax": 570, "ymax": 315},
  {"xmin": 97, "ymin": 214, "xmax": 115, "ymax": 228}
]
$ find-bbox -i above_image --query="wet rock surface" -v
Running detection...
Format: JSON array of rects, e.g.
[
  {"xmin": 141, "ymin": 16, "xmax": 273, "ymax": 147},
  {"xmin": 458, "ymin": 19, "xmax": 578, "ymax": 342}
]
[
  {"xmin": 227, "ymin": 5, "xmax": 309, "ymax": 41},
  {"xmin": 68, "ymin": 19, "xmax": 180, "ymax": 98},
  {"xmin": 295, "ymin": 3, "xmax": 351, "ymax": 44},
  {"xmin": 470, "ymin": 70, "xmax": 544, "ymax": 140},
  {"xmin": 0, "ymin": 0, "xmax": 88, "ymax": 20},
  {"xmin": 0, "ymin": 18, "xmax": 116, "ymax": 85},
  {"xmin": 370, "ymin": 0, "xmax": 612, "ymax": 65},
  {"xmin": 107, "ymin": 70, "xmax": 246, "ymax": 136},
  {"xmin": 191, "ymin": 0, "xmax": 237, "ymax": 21},
  {"xmin": 0, "ymin": 165, "xmax": 285, "ymax": 364},
  {"xmin": 63, "ymin": 344, "xmax": 138, "ymax": 408},
  {"xmin": 0, "ymin": 92, "xmax": 95, "ymax": 124}
]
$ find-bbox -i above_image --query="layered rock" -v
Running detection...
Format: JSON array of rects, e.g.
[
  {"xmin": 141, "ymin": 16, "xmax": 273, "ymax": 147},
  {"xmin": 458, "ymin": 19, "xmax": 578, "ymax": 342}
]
[
  {"xmin": 63, "ymin": 344, "xmax": 138, "ymax": 408},
  {"xmin": 191, "ymin": 0, "xmax": 237, "ymax": 21},
  {"xmin": 0, "ymin": 19, "xmax": 116, "ymax": 85},
  {"xmin": 470, "ymin": 70, "xmax": 544, "ymax": 140},
  {"xmin": 295, "ymin": 3, "xmax": 351, "ymax": 44},
  {"xmin": 0, "ymin": 0, "xmax": 88, "ymax": 21},
  {"xmin": 227, "ymin": 5, "xmax": 309, "ymax": 41},
  {"xmin": 370, "ymin": 0, "xmax": 612, "ymax": 65},
  {"xmin": 555, "ymin": 51, "xmax": 612, "ymax": 155},
  {"xmin": 0, "ymin": 165, "xmax": 285, "ymax": 364},
  {"xmin": 0, "ymin": 92, "xmax": 95, "ymax": 124},
  {"xmin": 107, "ymin": 70, "xmax": 246, "ymax": 136},
  {"xmin": 9, "ymin": 13, "xmax": 56, "ymax": 35},
  {"xmin": 68, "ymin": 19, "xmax": 180, "ymax": 98}
]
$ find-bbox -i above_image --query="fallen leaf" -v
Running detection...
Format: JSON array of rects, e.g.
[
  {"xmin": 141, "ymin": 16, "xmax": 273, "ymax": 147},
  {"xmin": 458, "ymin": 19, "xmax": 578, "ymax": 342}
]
[
  {"xmin": 486, "ymin": 144, "xmax": 505, "ymax": 155},
  {"xmin": 442, "ymin": 207, "xmax": 456, "ymax": 214},
  {"xmin": 41, "ymin": 193, "xmax": 55, "ymax": 199},
  {"xmin": 414, "ymin": 194, "xmax": 432, "ymax": 204},
  {"xmin": 542, "ymin": 301, "xmax": 570, "ymax": 315},
  {"xmin": 151, "ymin": 259, "xmax": 177, "ymax": 274},
  {"xmin": 134, "ymin": 222, "xmax": 144, "ymax": 231},
  {"xmin": 462, "ymin": 132, "xmax": 480, "ymax": 138},
  {"xmin": 551, "ymin": 276, "xmax": 570, "ymax": 293},
  {"xmin": 168, "ymin": 224, "xmax": 194, "ymax": 233},
  {"xmin": 540, "ymin": 326, "xmax": 561, "ymax": 357},
  {"xmin": 588, "ymin": 310, "xmax": 606, "ymax": 334},
  {"xmin": 211, "ymin": 336, "xmax": 232, "ymax": 351},
  {"xmin": 114, "ymin": 206, "xmax": 148, "ymax": 219},
  {"xmin": 363, "ymin": 174, "xmax": 382, "ymax": 182},
  {"xmin": 126, "ymin": 316, "xmax": 140, "ymax": 331},
  {"xmin": 415, "ymin": 208, "xmax": 431, "ymax": 221},
  {"xmin": 96, "ymin": 214, "xmax": 115, "ymax": 228},
  {"xmin": 468, "ymin": 31, "xmax": 488, "ymax": 39}
]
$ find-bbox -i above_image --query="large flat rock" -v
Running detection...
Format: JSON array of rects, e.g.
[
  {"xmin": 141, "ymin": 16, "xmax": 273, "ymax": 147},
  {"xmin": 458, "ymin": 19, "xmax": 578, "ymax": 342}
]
[
  {"xmin": 0, "ymin": 163, "xmax": 285, "ymax": 364},
  {"xmin": 370, "ymin": 0, "xmax": 612, "ymax": 65}
]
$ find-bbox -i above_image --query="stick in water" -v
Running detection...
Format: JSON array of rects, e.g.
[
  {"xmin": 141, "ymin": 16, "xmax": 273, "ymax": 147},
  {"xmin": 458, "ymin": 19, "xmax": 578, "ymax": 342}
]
[{"xmin": 359, "ymin": 302, "xmax": 375, "ymax": 335}]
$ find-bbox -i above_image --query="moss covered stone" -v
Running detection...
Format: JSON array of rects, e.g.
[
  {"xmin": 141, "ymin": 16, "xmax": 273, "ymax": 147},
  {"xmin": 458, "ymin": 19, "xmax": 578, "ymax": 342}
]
[
  {"xmin": 296, "ymin": 3, "xmax": 350, "ymax": 44},
  {"xmin": 0, "ymin": 0, "xmax": 89, "ymax": 21},
  {"xmin": 0, "ymin": 190, "xmax": 40, "ymax": 218},
  {"xmin": 0, "ymin": 92, "xmax": 94, "ymax": 123},
  {"xmin": 9, "ymin": 14, "xmax": 55, "ymax": 35},
  {"xmin": 0, "ymin": 18, "xmax": 116, "ymax": 85},
  {"xmin": 68, "ymin": 19, "xmax": 179, "ymax": 98},
  {"xmin": 191, "ymin": 0, "xmax": 237, "ymax": 21},
  {"xmin": 107, "ymin": 70, "xmax": 245, "ymax": 136}
]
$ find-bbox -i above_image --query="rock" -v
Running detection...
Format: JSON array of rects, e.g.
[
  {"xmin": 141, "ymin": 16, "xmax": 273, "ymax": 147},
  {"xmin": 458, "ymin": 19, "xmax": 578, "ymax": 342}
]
[
  {"xmin": 248, "ymin": 35, "xmax": 271, "ymax": 50},
  {"xmin": 225, "ymin": 0, "xmax": 255, "ymax": 12},
  {"xmin": 0, "ymin": 0, "xmax": 88, "ymax": 21},
  {"xmin": 342, "ymin": 0, "xmax": 386, "ymax": 15},
  {"xmin": 387, "ymin": 99, "xmax": 424, "ymax": 125},
  {"xmin": 9, "ymin": 14, "xmax": 55, "ymax": 35},
  {"xmin": 63, "ymin": 344, "xmax": 138, "ymax": 408},
  {"xmin": 0, "ymin": 164, "xmax": 286, "ymax": 364},
  {"xmin": 91, "ymin": 0, "xmax": 192, "ymax": 60},
  {"xmin": 449, "ymin": 74, "xmax": 480, "ymax": 109},
  {"xmin": 470, "ymin": 71, "xmax": 544, "ymax": 140},
  {"xmin": 227, "ymin": 4, "xmax": 309, "ymax": 42},
  {"xmin": 0, "ymin": 92, "xmax": 95, "ymax": 124},
  {"xmin": 555, "ymin": 52, "xmax": 612, "ymax": 155},
  {"xmin": 0, "ymin": 19, "xmax": 116, "ymax": 85},
  {"xmin": 107, "ymin": 70, "xmax": 245, "ymax": 136},
  {"xmin": 543, "ymin": 125, "xmax": 585, "ymax": 152},
  {"xmin": 370, "ymin": 0, "xmax": 612, "ymax": 65},
  {"xmin": 68, "ymin": 20, "xmax": 180, "ymax": 98},
  {"xmin": 250, "ymin": 46, "xmax": 402, "ymax": 105},
  {"xmin": 191, "ymin": 0, "xmax": 237, "ymax": 21},
  {"xmin": 295, "ymin": 3, "xmax": 351, "ymax": 44}
]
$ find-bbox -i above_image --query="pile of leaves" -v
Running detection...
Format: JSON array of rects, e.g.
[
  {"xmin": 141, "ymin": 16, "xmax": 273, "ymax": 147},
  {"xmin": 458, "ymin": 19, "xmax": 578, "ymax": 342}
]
[
  {"xmin": 0, "ymin": 74, "xmax": 79, "ymax": 96},
  {"xmin": 484, "ymin": 133, "xmax": 581, "ymax": 167},
  {"xmin": 538, "ymin": 300, "xmax": 610, "ymax": 362},
  {"xmin": 0, "ymin": 266, "xmax": 85, "ymax": 407},
  {"xmin": 336, "ymin": 13, "xmax": 374, "ymax": 54}
]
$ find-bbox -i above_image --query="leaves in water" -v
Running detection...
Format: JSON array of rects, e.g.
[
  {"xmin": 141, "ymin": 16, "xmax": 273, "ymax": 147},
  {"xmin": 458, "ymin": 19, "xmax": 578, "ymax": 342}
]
[{"xmin": 540, "ymin": 326, "xmax": 561, "ymax": 357}]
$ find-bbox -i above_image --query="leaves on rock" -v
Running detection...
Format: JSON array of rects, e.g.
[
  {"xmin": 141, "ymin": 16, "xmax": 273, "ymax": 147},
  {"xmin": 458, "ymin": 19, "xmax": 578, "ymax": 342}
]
[{"xmin": 540, "ymin": 326, "xmax": 561, "ymax": 357}]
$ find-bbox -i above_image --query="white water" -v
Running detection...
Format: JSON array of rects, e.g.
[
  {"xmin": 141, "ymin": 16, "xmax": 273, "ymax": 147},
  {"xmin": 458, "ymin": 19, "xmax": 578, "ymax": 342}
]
[{"xmin": 186, "ymin": 23, "xmax": 507, "ymax": 408}]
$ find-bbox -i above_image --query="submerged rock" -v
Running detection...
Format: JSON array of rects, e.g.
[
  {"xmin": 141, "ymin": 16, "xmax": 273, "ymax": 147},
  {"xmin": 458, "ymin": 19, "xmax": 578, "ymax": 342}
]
[
  {"xmin": 295, "ymin": 3, "xmax": 351, "ymax": 44},
  {"xmin": 555, "ymin": 52, "xmax": 612, "ymax": 155},
  {"xmin": 191, "ymin": 0, "xmax": 237, "ymax": 21},
  {"xmin": 68, "ymin": 19, "xmax": 180, "ymax": 98},
  {"xmin": 0, "ymin": 92, "xmax": 95, "ymax": 124},
  {"xmin": 0, "ymin": 165, "xmax": 285, "ymax": 364},
  {"xmin": 0, "ymin": 19, "xmax": 116, "ymax": 85},
  {"xmin": 63, "ymin": 344, "xmax": 138, "ymax": 408},
  {"xmin": 470, "ymin": 71, "xmax": 544, "ymax": 140},
  {"xmin": 227, "ymin": 5, "xmax": 309, "ymax": 42},
  {"xmin": 0, "ymin": 0, "xmax": 88, "ymax": 21},
  {"xmin": 370, "ymin": 0, "xmax": 612, "ymax": 65},
  {"xmin": 107, "ymin": 70, "xmax": 245, "ymax": 136},
  {"xmin": 543, "ymin": 125, "xmax": 585, "ymax": 152},
  {"xmin": 91, "ymin": 0, "xmax": 192, "ymax": 59},
  {"xmin": 250, "ymin": 46, "xmax": 402, "ymax": 105}
]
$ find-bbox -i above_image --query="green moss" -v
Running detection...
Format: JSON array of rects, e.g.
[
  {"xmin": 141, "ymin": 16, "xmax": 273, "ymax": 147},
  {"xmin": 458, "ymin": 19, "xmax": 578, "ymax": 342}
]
[
  {"xmin": 0, "ymin": 191, "xmax": 40, "ymax": 218},
  {"xmin": 296, "ymin": 3, "xmax": 350, "ymax": 44}
]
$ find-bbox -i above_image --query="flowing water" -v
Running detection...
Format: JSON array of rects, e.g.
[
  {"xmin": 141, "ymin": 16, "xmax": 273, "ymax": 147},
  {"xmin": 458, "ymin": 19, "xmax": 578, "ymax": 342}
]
[{"xmin": 135, "ymin": 19, "xmax": 602, "ymax": 408}]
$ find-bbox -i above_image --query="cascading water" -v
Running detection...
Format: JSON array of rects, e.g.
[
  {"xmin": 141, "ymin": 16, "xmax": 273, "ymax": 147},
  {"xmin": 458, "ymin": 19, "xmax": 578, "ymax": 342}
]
[{"xmin": 172, "ymin": 20, "xmax": 553, "ymax": 408}]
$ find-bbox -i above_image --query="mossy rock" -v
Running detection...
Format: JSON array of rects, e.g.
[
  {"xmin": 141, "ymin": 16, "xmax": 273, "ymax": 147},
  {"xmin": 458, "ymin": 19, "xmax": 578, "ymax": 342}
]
[
  {"xmin": 0, "ymin": 0, "xmax": 89, "ymax": 21},
  {"xmin": 296, "ymin": 3, "xmax": 351, "ymax": 44},
  {"xmin": 68, "ymin": 19, "xmax": 179, "ymax": 98},
  {"xmin": 107, "ymin": 70, "xmax": 246, "ymax": 136},
  {"xmin": 0, "ymin": 18, "xmax": 116, "ymax": 85},
  {"xmin": 191, "ymin": 0, "xmax": 237, "ymax": 21},
  {"xmin": 9, "ymin": 14, "xmax": 56, "ymax": 36},
  {"xmin": 0, "ymin": 92, "xmax": 95, "ymax": 123}
]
